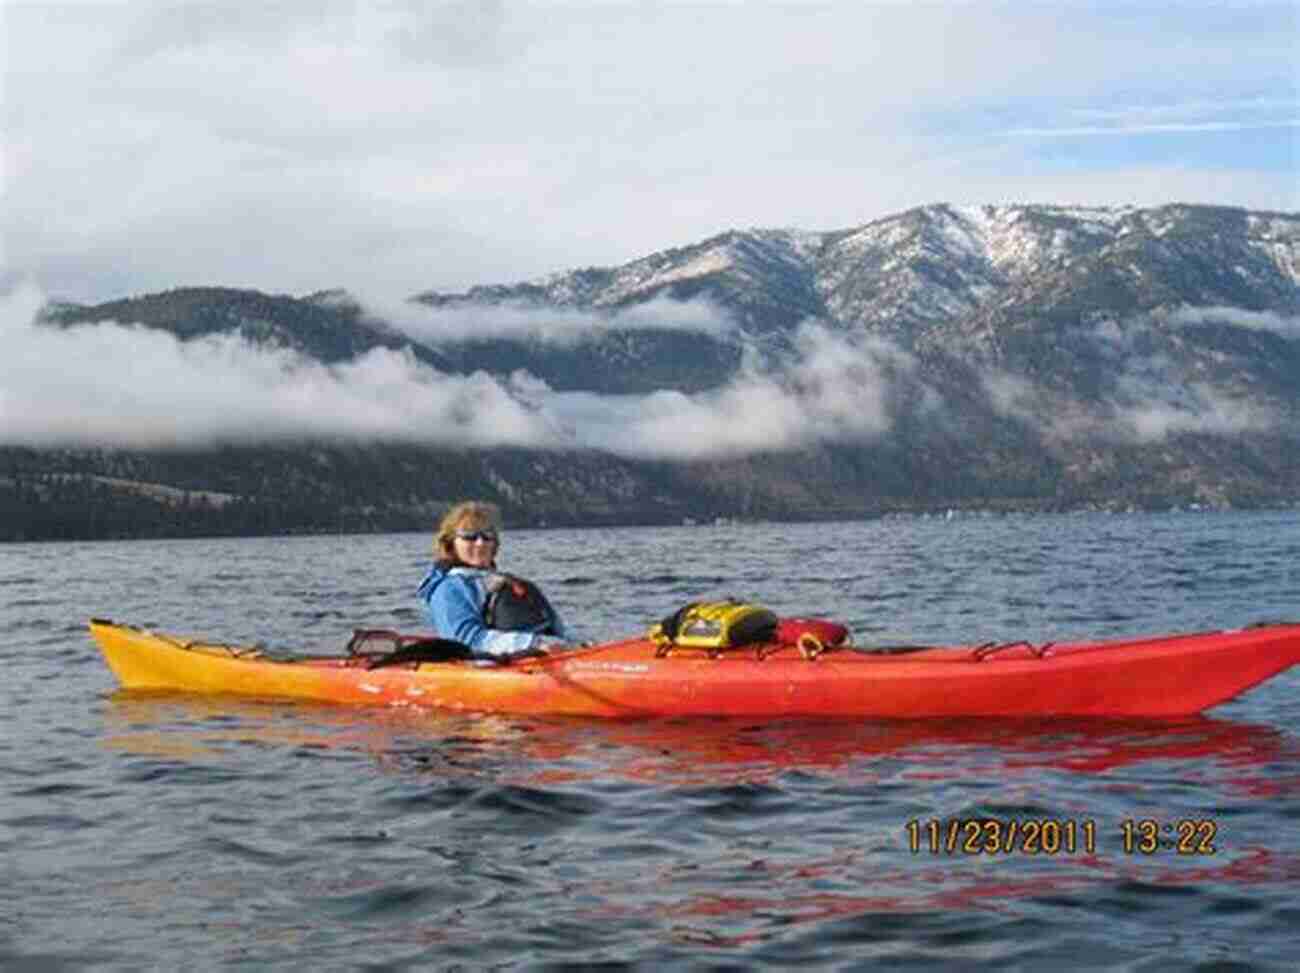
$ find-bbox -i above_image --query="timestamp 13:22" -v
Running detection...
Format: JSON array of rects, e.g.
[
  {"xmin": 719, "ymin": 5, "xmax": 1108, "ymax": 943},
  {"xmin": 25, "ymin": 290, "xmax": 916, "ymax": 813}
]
[{"xmin": 906, "ymin": 817, "xmax": 1219, "ymax": 856}]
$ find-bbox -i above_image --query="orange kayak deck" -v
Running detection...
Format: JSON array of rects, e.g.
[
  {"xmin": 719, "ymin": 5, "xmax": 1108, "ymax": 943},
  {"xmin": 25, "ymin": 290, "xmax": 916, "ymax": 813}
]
[{"xmin": 88, "ymin": 618, "xmax": 1300, "ymax": 719}]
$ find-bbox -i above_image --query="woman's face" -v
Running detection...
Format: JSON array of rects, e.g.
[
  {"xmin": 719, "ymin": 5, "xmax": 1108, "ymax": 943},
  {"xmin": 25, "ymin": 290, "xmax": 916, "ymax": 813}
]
[{"xmin": 452, "ymin": 524, "xmax": 498, "ymax": 569}]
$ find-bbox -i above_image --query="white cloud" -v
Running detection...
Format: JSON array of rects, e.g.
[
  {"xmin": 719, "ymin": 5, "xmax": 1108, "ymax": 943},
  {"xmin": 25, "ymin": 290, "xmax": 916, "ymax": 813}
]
[
  {"xmin": 0, "ymin": 282, "xmax": 561, "ymax": 449},
  {"xmin": 535, "ymin": 323, "xmax": 910, "ymax": 459},
  {"xmin": 1124, "ymin": 389, "xmax": 1275, "ymax": 441},
  {"xmin": 980, "ymin": 315, "xmax": 1284, "ymax": 444},
  {"xmin": 1168, "ymin": 306, "xmax": 1300, "ymax": 337},
  {"xmin": 0, "ymin": 286, "xmax": 903, "ymax": 456},
  {"xmin": 5, "ymin": 2, "xmax": 1296, "ymax": 304},
  {"xmin": 5, "ymin": 279, "xmax": 1288, "ymax": 459},
  {"xmin": 362, "ymin": 293, "xmax": 737, "ymax": 346},
  {"xmin": 1005, "ymin": 120, "xmax": 1299, "ymax": 138}
]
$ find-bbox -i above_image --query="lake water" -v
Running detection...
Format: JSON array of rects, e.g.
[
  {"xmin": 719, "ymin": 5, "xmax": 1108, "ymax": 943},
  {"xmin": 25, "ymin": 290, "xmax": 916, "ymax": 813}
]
[{"xmin": 3, "ymin": 511, "xmax": 1299, "ymax": 969}]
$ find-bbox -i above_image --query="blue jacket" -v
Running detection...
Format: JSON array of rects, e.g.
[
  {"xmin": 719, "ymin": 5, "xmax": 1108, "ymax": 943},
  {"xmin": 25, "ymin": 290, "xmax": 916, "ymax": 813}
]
[{"xmin": 416, "ymin": 563, "xmax": 574, "ymax": 660}]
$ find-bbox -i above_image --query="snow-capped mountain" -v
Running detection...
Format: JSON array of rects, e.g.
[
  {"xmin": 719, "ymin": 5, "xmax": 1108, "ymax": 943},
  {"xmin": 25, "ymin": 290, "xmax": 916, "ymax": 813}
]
[
  {"xmin": 18, "ymin": 202, "xmax": 1300, "ymax": 540},
  {"xmin": 415, "ymin": 202, "xmax": 1299, "ymax": 394},
  {"xmin": 51, "ymin": 203, "xmax": 1299, "ymax": 400},
  {"xmin": 423, "ymin": 204, "xmax": 1297, "ymax": 331}
]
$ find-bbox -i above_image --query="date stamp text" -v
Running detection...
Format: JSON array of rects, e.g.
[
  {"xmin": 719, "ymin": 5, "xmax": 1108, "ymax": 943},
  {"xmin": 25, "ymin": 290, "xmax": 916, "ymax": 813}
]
[{"xmin": 905, "ymin": 817, "xmax": 1219, "ymax": 856}]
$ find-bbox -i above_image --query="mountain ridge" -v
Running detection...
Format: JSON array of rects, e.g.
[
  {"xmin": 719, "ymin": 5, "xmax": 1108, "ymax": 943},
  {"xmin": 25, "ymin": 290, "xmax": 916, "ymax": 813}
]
[{"xmin": 11, "ymin": 201, "xmax": 1300, "ymax": 541}]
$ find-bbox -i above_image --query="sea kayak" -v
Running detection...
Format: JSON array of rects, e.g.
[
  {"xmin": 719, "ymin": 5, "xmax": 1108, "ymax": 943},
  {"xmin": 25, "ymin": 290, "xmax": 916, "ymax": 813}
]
[{"xmin": 88, "ymin": 618, "xmax": 1300, "ymax": 718}]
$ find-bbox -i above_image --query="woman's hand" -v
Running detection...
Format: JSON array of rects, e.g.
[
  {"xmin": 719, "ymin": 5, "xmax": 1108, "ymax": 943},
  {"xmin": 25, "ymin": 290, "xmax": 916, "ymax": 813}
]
[
  {"xmin": 504, "ymin": 644, "xmax": 552, "ymax": 662},
  {"xmin": 537, "ymin": 637, "xmax": 580, "ymax": 652},
  {"xmin": 502, "ymin": 638, "xmax": 579, "ymax": 662}
]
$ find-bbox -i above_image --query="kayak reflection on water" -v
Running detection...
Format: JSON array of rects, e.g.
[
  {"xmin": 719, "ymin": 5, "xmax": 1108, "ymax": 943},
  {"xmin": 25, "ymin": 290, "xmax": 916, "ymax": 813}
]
[{"xmin": 101, "ymin": 696, "xmax": 1295, "ymax": 795}]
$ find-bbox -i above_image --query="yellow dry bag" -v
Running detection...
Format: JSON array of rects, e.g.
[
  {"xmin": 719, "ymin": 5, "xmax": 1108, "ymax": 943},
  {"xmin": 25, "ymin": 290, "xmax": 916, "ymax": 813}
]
[{"xmin": 650, "ymin": 600, "xmax": 778, "ymax": 655}]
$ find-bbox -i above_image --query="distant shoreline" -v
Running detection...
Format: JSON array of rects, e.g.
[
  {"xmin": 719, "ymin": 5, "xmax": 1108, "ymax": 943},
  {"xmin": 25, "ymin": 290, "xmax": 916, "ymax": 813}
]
[{"xmin": 6, "ymin": 497, "xmax": 1297, "ymax": 545}]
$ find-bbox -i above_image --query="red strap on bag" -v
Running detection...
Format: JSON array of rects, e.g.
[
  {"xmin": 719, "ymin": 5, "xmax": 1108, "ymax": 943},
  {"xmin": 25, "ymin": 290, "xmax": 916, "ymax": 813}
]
[{"xmin": 776, "ymin": 618, "xmax": 848, "ymax": 648}]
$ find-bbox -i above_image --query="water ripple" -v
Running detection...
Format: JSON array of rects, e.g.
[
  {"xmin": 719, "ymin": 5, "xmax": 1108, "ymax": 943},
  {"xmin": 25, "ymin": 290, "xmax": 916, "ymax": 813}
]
[{"xmin": 1, "ymin": 513, "xmax": 1298, "ymax": 969}]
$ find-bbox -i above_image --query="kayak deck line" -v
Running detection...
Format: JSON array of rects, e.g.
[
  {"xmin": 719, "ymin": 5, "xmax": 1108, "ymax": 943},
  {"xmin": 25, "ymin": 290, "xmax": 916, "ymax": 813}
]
[{"xmin": 88, "ymin": 617, "xmax": 1300, "ymax": 719}]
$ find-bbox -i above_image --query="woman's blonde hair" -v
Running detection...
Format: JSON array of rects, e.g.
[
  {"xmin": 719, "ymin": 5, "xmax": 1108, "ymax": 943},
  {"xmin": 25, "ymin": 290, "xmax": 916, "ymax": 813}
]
[{"xmin": 434, "ymin": 500, "xmax": 502, "ymax": 562}]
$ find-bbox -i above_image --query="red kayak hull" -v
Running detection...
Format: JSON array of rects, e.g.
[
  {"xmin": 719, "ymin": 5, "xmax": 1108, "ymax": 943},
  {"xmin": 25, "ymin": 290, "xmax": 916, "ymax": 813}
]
[{"xmin": 89, "ymin": 619, "xmax": 1300, "ymax": 718}]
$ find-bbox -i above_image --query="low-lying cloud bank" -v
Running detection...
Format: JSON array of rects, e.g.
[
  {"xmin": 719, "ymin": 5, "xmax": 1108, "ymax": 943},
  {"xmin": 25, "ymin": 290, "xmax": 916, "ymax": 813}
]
[
  {"xmin": 3, "ymin": 284, "xmax": 1291, "ymax": 458},
  {"xmin": 525, "ymin": 326, "xmax": 912, "ymax": 459},
  {"xmin": 356, "ymin": 292, "xmax": 737, "ymax": 346},
  {"xmin": 1167, "ymin": 305, "xmax": 1300, "ymax": 338},
  {"xmin": 981, "ymin": 310, "xmax": 1288, "ymax": 443},
  {"xmin": 1, "ymin": 283, "xmax": 900, "ymax": 457},
  {"xmin": 2, "ymin": 283, "xmax": 555, "ymax": 450}
]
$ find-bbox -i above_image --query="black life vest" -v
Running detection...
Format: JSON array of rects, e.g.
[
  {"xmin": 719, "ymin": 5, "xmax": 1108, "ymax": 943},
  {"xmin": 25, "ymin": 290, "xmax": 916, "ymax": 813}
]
[{"xmin": 483, "ymin": 572, "xmax": 560, "ymax": 635}]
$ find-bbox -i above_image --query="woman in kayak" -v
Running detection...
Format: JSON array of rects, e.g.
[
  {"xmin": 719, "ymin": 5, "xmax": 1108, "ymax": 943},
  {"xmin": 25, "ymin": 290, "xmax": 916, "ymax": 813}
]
[{"xmin": 417, "ymin": 501, "xmax": 577, "ymax": 662}]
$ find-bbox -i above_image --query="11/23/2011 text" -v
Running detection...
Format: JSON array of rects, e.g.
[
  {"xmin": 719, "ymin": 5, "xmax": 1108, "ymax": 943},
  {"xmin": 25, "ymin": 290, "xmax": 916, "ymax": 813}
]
[{"xmin": 906, "ymin": 818, "xmax": 1220, "ymax": 856}]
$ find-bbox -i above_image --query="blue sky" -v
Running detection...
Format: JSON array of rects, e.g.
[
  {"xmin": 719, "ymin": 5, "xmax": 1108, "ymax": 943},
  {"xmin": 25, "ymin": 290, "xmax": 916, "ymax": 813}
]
[{"xmin": 3, "ymin": 0, "xmax": 1297, "ymax": 304}]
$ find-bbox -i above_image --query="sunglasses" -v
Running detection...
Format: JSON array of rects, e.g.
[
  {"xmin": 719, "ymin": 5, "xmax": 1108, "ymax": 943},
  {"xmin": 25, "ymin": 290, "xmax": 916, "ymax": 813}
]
[{"xmin": 454, "ymin": 530, "xmax": 498, "ymax": 543}]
